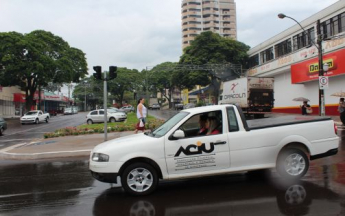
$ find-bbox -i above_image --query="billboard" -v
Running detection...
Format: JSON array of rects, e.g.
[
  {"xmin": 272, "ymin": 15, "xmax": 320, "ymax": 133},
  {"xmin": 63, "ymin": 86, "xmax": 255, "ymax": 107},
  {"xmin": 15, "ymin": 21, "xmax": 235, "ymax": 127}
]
[{"xmin": 291, "ymin": 48, "xmax": 345, "ymax": 84}]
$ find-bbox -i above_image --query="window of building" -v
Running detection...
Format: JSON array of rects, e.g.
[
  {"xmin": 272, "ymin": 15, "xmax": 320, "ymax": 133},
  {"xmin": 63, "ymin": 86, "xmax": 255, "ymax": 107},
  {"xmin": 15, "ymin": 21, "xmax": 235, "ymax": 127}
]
[
  {"xmin": 190, "ymin": 34, "xmax": 198, "ymax": 37},
  {"xmin": 249, "ymin": 54, "xmax": 259, "ymax": 68},
  {"xmin": 189, "ymin": 21, "xmax": 201, "ymax": 24},
  {"xmin": 189, "ymin": 8, "xmax": 201, "ymax": 12},
  {"xmin": 183, "ymin": 22, "xmax": 188, "ymax": 26},
  {"xmin": 214, "ymin": 21, "xmax": 219, "ymax": 24},
  {"xmin": 214, "ymin": 14, "xmax": 219, "ymax": 17},
  {"xmin": 189, "ymin": 14, "xmax": 201, "ymax": 18},
  {"xmin": 182, "ymin": 16, "xmax": 187, "ymax": 20},
  {"xmin": 292, "ymin": 27, "xmax": 315, "ymax": 51},
  {"xmin": 260, "ymin": 47, "xmax": 274, "ymax": 64},
  {"xmin": 320, "ymin": 12, "xmax": 345, "ymax": 38},
  {"xmin": 204, "ymin": 7, "xmax": 211, "ymax": 11},
  {"xmin": 189, "ymin": 27, "xmax": 202, "ymax": 31},
  {"xmin": 204, "ymin": 27, "xmax": 210, "ymax": 31},
  {"xmin": 274, "ymin": 39, "xmax": 292, "ymax": 58},
  {"xmin": 203, "ymin": 14, "xmax": 211, "ymax": 18},
  {"xmin": 204, "ymin": 21, "xmax": 211, "ymax": 24},
  {"xmin": 189, "ymin": 2, "xmax": 201, "ymax": 5},
  {"xmin": 214, "ymin": 27, "xmax": 219, "ymax": 30}
]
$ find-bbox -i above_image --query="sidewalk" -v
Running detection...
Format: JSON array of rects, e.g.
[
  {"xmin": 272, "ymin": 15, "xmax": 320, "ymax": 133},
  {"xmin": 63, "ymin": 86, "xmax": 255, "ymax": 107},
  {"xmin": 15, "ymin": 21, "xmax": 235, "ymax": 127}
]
[
  {"xmin": 0, "ymin": 114, "xmax": 343, "ymax": 161},
  {"xmin": 0, "ymin": 131, "xmax": 136, "ymax": 160}
]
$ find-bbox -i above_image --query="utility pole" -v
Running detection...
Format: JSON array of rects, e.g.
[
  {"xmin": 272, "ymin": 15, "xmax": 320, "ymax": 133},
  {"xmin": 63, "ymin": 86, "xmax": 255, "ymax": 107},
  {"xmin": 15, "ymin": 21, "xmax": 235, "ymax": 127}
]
[{"xmin": 317, "ymin": 20, "xmax": 325, "ymax": 116}]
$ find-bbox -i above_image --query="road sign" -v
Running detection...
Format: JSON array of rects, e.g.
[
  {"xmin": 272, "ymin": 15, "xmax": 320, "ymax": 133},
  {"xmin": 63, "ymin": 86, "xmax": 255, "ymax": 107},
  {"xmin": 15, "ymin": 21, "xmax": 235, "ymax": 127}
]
[{"xmin": 319, "ymin": 76, "xmax": 329, "ymax": 89}]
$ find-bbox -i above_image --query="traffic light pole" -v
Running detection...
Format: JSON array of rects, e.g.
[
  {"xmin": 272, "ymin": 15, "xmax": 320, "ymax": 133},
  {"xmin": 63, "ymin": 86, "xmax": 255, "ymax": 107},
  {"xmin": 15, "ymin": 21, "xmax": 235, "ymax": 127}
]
[
  {"xmin": 93, "ymin": 66, "xmax": 117, "ymax": 142},
  {"xmin": 104, "ymin": 72, "xmax": 107, "ymax": 141}
]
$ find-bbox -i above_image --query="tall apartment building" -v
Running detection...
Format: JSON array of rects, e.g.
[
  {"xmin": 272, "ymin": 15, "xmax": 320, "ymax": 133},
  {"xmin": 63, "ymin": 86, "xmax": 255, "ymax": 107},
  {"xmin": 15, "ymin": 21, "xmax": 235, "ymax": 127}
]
[{"xmin": 181, "ymin": 0, "xmax": 237, "ymax": 49}]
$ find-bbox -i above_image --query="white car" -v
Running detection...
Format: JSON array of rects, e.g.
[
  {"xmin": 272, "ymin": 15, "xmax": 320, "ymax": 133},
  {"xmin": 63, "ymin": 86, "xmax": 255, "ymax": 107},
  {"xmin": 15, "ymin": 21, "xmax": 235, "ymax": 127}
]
[
  {"xmin": 86, "ymin": 109, "xmax": 127, "ymax": 124},
  {"xmin": 64, "ymin": 108, "xmax": 73, "ymax": 115},
  {"xmin": 21, "ymin": 110, "xmax": 49, "ymax": 124},
  {"xmin": 89, "ymin": 104, "xmax": 339, "ymax": 195}
]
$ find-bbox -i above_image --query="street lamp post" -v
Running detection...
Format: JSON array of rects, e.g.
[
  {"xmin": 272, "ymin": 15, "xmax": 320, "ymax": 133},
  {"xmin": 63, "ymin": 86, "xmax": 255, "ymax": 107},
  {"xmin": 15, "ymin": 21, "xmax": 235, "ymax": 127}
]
[{"xmin": 278, "ymin": 13, "xmax": 326, "ymax": 116}]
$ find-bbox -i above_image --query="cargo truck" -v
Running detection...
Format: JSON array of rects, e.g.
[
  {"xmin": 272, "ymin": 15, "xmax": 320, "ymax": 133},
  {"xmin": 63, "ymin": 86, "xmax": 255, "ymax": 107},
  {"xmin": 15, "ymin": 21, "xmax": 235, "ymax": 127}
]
[{"xmin": 218, "ymin": 77, "xmax": 274, "ymax": 118}]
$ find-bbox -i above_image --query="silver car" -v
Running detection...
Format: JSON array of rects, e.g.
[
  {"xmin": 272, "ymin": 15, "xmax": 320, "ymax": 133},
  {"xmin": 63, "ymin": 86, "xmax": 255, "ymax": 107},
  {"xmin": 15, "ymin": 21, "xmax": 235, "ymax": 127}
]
[{"xmin": 86, "ymin": 109, "xmax": 127, "ymax": 124}]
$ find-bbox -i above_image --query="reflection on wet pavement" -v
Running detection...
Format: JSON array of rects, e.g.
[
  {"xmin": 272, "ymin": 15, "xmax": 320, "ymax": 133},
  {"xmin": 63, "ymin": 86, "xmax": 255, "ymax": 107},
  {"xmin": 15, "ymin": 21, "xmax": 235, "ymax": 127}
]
[{"xmin": 92, "ymin": 173, "xmax": 343, "ymax": 216}]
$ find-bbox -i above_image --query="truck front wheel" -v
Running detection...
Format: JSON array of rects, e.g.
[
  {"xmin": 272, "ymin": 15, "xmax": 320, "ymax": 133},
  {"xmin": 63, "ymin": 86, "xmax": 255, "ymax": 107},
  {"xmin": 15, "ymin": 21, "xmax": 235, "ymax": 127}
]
[
  {"xmin": 35, "ymin": 119, "xmax": 39, "ymax": 124},
  {"xmin": 121, "ymin": 162, "xmax": 158, "ymax": 196},
  {"xmin": 277, "ymin": 148, "xmax": 309, "ymax": 180}
]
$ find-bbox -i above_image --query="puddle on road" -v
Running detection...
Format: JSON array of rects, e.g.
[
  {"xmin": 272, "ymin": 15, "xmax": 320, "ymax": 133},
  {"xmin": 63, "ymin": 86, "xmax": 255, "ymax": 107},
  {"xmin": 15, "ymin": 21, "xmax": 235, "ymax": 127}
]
[{"xmin": 31, "ymin": 140, "xmax": 57, "ymax": 146}]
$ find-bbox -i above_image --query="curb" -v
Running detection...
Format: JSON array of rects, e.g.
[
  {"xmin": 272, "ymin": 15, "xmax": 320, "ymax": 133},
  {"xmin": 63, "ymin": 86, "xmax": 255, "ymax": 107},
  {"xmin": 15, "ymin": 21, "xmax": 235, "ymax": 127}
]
[{"xmin": 0, "ymin": 150, "xmax": 91, "ymax": 160}]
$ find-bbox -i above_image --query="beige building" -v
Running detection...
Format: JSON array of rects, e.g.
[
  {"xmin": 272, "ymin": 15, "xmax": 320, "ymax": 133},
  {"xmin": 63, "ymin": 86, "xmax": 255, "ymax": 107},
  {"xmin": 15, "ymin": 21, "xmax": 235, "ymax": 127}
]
[{"xmin": 181, "ymin": 0, "xmax": 237, "ymax": 49}]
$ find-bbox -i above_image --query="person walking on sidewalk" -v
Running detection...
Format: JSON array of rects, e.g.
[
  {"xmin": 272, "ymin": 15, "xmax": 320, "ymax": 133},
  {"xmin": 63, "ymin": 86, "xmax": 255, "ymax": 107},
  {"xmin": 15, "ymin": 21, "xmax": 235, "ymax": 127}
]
[
  {"xmin": 338, "ymin": 98, "xmax": 345, "ymax": 126},
  {"xmin": 135, "ymin": 98, "xmax": 147, "ymax": 133}
]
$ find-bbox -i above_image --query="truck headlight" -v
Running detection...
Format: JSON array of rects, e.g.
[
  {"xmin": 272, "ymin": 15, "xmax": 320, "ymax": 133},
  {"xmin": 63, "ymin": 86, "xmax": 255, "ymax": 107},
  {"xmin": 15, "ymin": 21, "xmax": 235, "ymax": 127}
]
[{"xmin": 92, "ymin": 153, "xmax": 109, "ymax": 162}]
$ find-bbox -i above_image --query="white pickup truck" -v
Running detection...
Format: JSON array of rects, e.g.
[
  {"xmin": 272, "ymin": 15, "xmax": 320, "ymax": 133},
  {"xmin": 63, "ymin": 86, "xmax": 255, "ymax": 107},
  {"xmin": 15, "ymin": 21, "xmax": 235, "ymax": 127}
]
[
  {"xmin": 89, "ymin": 105, "xmax": 339, "ymax": 195},
  {"xmin": 20, "ymin": 110, "xmax": 50, "ymax": 124}
]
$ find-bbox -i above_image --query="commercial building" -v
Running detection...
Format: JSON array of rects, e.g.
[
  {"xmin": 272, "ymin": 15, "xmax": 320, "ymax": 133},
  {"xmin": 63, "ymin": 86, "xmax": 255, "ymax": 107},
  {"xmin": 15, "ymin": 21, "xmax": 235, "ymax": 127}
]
[
  {"xmin": 0, "ymin": 85, "xmax": 72, "ymax": 118},
  {"xmin": 181, "ymin": 0, "xmax": 237, "ymax": 49},
  {"xmin": 247, "ymin": 1, "xmax": 345, "ymax": 115}
]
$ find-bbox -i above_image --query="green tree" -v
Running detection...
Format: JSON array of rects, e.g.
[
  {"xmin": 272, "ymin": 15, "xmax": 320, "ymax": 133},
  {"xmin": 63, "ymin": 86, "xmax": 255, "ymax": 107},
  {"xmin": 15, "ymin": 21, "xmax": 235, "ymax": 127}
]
[
  {"xmin": 0, "ymin": 30, "xmax": 88, "ymax": 111},
  {"xmin": 177, "ymin": 31, "xmax": 250, "ymax": 103},
  {"xmin": 149, "ymin": 62, "xmax": 178, "ymax": 108},
  {"xmin": 108, "ymin": 67, "xmax": 140, "ymax": 107}
]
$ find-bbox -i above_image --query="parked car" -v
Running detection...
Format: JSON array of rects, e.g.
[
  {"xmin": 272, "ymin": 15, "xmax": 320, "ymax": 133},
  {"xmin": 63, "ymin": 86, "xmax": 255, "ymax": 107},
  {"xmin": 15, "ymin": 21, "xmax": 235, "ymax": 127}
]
[
  {"xmin": 175, "ymin": 103, "xmax": 184, "ymax": 110},
  {"xmin": 64, "ymin": 108, "xmax": 73, "ymax": 115},
  {"xmin": 0, "ymin": 117, "xmax": 7, "ymax": 135},
  {"xmin": 183, "ymin": 103, "xmax": 195, "ymax": 109},
  {"xmin": 20, "ymin": 110, "xmax": 49, "ymax": 124},
  {"xmin": 119, "ymin": 105, "xmax": 135, "ymax": 113},
  {"xmin": 86, "ymin": 109, "xmax": 127, "ymax": 124},
  {"xmin": 150, "ymin": 104, "xmax": 161, "ymax": 110},
  {"xmin": 90, "ymin": 104, "xmax": 339, "ymax": 195}
]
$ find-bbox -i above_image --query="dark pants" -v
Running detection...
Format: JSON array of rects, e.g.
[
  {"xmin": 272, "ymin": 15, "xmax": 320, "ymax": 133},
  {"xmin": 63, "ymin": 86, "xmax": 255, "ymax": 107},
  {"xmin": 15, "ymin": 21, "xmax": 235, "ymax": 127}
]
[{"xmin": 341, "ymin": 111, "xmax": 345, "ymax": 125}]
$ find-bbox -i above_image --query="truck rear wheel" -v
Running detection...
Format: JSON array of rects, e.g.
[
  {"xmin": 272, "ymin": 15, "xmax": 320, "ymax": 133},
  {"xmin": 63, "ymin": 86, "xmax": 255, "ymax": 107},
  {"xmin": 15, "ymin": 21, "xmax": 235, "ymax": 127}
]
[
  {"xmin": 121, "ymin": 162, "xmax": 158, "ymax": 196},
  {"xmin": 277, "ymin": 148, "xmax": 309, "ymax": 180},
  {"xmin": 45, "ymin": 117, "xmax": 49, "ymax": 123},
  {"xmin": 35, "ymin": 119, "xmax": 39, "ymax": 124}
]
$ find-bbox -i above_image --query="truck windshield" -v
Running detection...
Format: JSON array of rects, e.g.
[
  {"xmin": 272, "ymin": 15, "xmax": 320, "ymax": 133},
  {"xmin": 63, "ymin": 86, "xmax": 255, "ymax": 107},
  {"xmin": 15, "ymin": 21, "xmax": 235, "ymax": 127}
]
[{"xmin": 150, "ymin": 112, "xmax": 189, "ymax": 138}]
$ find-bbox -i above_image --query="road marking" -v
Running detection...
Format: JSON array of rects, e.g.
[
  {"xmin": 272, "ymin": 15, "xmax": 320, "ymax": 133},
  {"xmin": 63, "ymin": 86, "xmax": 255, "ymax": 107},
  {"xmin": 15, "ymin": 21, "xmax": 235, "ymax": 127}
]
[
  {"xmin": 0, "ymin": 143, "xmax": 27, "ymax": 152},
  {"xmin": 0, "ymin": 139, "xmax": 30, "ymax": 142}
]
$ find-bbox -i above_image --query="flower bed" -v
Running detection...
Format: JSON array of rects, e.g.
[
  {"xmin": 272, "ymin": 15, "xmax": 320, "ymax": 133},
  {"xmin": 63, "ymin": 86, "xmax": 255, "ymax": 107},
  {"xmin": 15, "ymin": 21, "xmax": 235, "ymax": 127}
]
[{"xmin": 43, "ymin": 118, "xmax": 165, "ymax": 139}]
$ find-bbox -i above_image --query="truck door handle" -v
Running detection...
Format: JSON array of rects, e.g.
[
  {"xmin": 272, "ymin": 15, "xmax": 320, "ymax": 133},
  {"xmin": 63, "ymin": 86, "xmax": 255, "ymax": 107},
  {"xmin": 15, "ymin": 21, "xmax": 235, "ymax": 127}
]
[{"xmin": 211, "ymin": 141, "xmax": 227, "ymax": 145}]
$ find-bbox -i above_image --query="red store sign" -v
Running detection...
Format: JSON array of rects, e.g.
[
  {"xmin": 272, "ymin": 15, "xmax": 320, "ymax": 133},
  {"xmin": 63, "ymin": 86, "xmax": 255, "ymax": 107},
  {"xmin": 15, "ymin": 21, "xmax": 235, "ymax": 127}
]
[{"xmin": 291, "ymin": 48, "xmax": 345, "ymax": 84}]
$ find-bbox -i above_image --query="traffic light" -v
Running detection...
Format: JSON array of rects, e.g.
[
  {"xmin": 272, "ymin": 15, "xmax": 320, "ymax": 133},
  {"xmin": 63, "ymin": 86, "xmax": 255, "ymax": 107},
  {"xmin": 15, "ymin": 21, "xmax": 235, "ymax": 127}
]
[
  {"xmin": 109, "ymin": 66, "xmax": 117, "ymax": 80},
  {"xmin": 93, "ymin": 66, "xmax": 102, "ymax": 80}
]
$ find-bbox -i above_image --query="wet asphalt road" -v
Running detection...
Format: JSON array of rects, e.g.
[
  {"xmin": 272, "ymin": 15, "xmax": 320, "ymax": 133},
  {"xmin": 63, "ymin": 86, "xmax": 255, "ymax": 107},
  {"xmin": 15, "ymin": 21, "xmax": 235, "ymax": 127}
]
[
  {"xmin": 0, "ymin": 110, "xmax": 344, "ymax": 215},
  {"xmin": 0, "ymin": 113, "xmax": 87, "ymax": 149}
]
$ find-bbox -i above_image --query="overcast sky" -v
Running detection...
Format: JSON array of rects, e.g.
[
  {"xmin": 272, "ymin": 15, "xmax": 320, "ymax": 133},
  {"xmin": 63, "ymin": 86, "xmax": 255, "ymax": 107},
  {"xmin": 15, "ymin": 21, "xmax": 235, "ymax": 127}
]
[{"xmin": 0, "ymin": 0, "xmax": 340, "ymax": 96}]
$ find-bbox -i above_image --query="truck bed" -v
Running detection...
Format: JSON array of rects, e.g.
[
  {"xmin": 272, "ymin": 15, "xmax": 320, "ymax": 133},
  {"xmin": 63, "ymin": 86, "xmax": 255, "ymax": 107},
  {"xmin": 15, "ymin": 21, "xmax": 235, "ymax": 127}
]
[{"xmin": 247, "ymin": 115, "xmax": 332, "ymax": 130}]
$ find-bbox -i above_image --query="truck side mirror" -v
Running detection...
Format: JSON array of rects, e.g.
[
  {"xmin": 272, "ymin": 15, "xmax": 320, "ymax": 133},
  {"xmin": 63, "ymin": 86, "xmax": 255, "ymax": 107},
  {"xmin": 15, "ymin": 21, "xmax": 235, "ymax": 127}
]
[{"xmin": 172, "ymin": 130, "xmax": 185, "ymax": 139}]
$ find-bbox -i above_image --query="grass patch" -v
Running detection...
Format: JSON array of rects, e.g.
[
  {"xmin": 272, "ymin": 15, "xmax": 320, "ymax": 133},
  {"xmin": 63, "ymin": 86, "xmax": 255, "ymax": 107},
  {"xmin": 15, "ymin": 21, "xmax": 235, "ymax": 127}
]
[{"xmin": 43, "ymin": 112, "xmax": 164, "ymax": 139}]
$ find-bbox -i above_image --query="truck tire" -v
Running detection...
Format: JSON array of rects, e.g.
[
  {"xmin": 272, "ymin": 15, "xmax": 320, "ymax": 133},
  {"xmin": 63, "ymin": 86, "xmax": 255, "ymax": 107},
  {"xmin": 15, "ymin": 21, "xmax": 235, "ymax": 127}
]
[
  {"xmin": 45, "ymin": 117, "xmax": 49, "ymax": 123},
  {"xmin": 87, "ymin": 119, "xmax": 93, "ymax": 125},
  {"xmin": 121, "ymin": 162, "xmax": 158, "ymax": 196},
  {"xmin": 35, "ymin": 119, "xmax": 39, "ymax": 124},
  {"xmin": 277, "ymin": 148, "xmax": 309, "ymax": 180},
  {"xmin": 0, "ymin": 127, "xmax": 4, "ymax": 136},
  {"xmin": 110, "ymin": 117, "xmax": 116, "ymax": 123}
]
